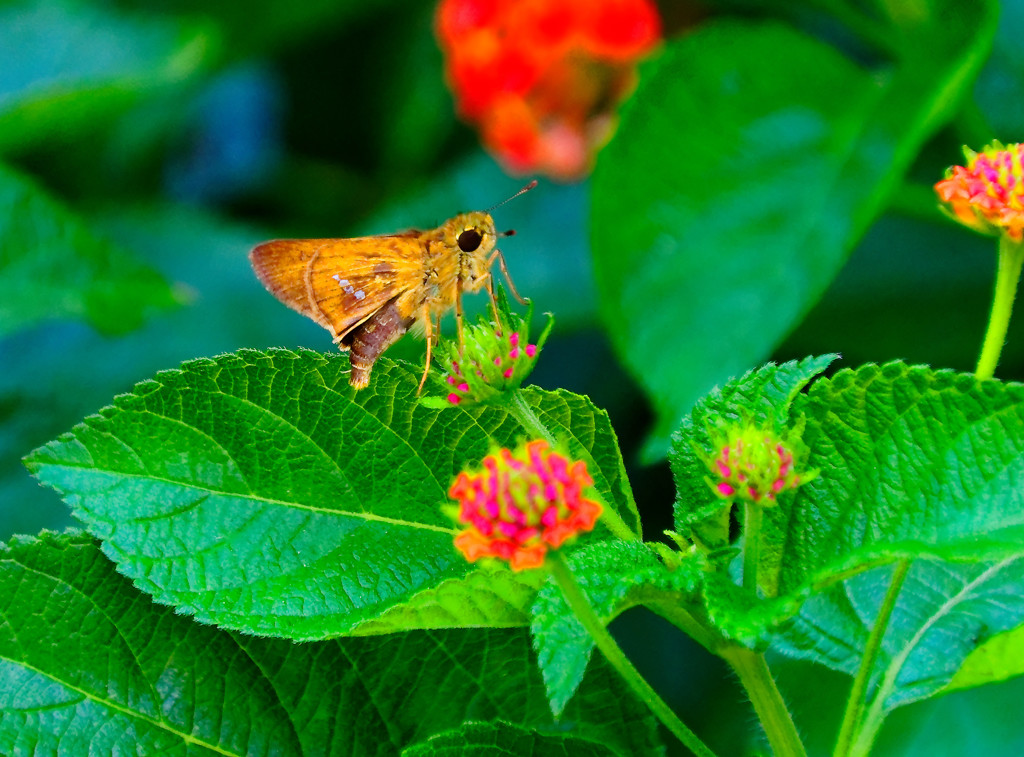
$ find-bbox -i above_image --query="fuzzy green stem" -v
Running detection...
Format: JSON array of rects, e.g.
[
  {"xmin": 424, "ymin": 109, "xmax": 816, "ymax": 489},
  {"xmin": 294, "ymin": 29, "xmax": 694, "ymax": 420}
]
[
  {"xmin": 976, "ymin": 235, "xmax": 1024, "ymax": 380},
  {"xmin": 507, "ymin": 387, "xmax": 558, "ymax": 446},
  {"xmin": 721, "ymin": 646, "xmax": 807, "ymax": 757},
  {"xmin": 833, "ymin": 560, "xmax": 910, "ymax": 757},
  {"xmin": 742, "ymin": 501, "xmax": 763, "ymax": 594},
  {"xmin": 506, "ymin": 388, "xmax": 637, "ymax": 542},
  {"xmin": 546, "ymin": 552, "xmax": 718, "ymax": 757},
  {"xmin": 645, "ymin": 599, "xmax": 720, "ymax": 654}
]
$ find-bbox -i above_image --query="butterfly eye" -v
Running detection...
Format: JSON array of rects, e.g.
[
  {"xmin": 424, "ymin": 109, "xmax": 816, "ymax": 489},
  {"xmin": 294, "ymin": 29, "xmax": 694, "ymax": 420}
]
[{"xmin": 457, "ymin": 228, "xmax": 483, "ymax": 252}]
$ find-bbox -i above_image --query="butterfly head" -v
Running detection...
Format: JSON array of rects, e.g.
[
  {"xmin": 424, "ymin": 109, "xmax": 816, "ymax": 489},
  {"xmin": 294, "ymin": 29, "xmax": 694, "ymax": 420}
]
[{"xmin": 440, "ymin": 211, "xmax": 498, "ymax": 286}]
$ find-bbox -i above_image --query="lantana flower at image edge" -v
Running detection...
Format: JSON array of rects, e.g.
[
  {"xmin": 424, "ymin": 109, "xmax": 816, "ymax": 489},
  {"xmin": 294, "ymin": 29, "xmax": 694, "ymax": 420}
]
[
  {"xmin": 935, "ymin": 141, "xmax": 1024, "ymax": 241},
  {"xmin": 448, "ymin": 439, "xmax": 602, "ymax": 571}
]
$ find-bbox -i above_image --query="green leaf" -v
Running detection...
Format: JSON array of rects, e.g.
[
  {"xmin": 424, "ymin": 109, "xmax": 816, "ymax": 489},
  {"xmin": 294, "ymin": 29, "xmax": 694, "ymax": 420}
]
[
  {"xmin": 870, "ymin": 668, "xmax": 1024, "ymax": 756},
  {"xmin": 402, "ymin": 722, "xmax": 619, "ymax": 757},
  {"xmin": 0, "ymin": 0, "xmax": 213, "ymax": 154},
  {"xmin": 772, "ymin": 653, "xmax": 1024, "ymax": 757},
  {"xmin": 0, "ymin": 163, "xmax": 182, "ymax": 337},
  {"xmin": 24, "ymin": 349, "xmax": 639, "ymax": 639},
  {"xmin": 946, "ymin": 621, "xmax": 1024, "ymax": 693},
  {"xmin": 777, "ymin": 557, "xmax": 1024, "ymax": 713},
  {"xmin": 693, "ymin": 363, "xmax": 1024, "ymax": 653},
  {"xmin": 778, "ymin": 363, "xmax": 1024, "ymax": 575},
  {"xmin": 591, "ymin": 4, "xmax": 998, "ymax": 459},
  {"xmin": 0, "ymin": 531, "xmax": 662, "ymax": 756},
  {"xmin": 670, "ymin": 355, "xmax": 836, "ymax": 557},
  {"xmin": 531, "ymin": 541, "xmax": 702, "ymax": 716}
]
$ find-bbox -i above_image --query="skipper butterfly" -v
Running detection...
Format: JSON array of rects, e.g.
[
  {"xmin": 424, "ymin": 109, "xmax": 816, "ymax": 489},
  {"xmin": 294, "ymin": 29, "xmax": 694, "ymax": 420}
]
[{"xmin": 250, "ymin": 181, "xmax": 536, "ymax": 390}]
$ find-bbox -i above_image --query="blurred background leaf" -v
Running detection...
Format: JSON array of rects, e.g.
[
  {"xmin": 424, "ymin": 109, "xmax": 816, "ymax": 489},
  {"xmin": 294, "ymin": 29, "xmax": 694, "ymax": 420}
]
[
  {"xmin": 0, "ymin": 164, "xmax": 183, "ymax": 338},
  {"xmin": 0, "ymin": 0, "xmax": 214, "ymax": 155},
  {"xmin": 591, "ymin": 1, "xmax": 997, "ymax": 459}
]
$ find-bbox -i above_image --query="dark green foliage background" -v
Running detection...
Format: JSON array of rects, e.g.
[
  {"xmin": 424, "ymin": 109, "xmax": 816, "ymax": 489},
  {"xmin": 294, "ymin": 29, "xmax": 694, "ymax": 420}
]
[{"xmin": 4, "ymin": 0, "xmax": 1024, "ymax": 753}]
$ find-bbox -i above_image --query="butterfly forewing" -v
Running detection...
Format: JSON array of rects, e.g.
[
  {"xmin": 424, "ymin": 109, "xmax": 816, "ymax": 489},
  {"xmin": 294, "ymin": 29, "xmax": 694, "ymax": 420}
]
[
  {"xmin": 250, "ymin": 233, "xmax": 429, "ymax": 343},
  {"xmin": 249, "ymin": 239, "xmax": 334, "ymax": 329}
]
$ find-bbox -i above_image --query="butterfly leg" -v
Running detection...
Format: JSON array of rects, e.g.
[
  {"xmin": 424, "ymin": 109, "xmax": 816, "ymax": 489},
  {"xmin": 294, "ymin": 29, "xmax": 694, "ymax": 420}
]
[
  {"xmin": 490, "ymin": 249, "xmax": 528, "ymax": 304},
  {"xmin": 455, "ymin": 290, "xmax": 465, "ymax": 353},
  {"xmin": 485, "ymin": 274, "xmax": 501, "ymax": 325},
  {"xmin": 418, "ymin": 305, "xmax": 433, "ymax": 394}
]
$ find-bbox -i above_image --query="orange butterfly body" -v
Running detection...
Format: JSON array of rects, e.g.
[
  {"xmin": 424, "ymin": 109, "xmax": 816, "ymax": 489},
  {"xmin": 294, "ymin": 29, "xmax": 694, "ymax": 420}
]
[{"xmin": 250, "ymin": 210, "xmax": 506, "ymax": 390}]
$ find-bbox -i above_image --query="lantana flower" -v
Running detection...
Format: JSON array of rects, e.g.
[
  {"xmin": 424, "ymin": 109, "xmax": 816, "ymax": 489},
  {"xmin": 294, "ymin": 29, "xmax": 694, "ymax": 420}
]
[
  {"xmin": 448, "ymin": 439, "xmax": 602, "ymax": 570},
  {"xmin": 423, "ymin": 288, "xmax": 552, "ymax": 407},
  {"xmin": 935, "ymin": 141, "xmax": 1024, "ymax": 241},
  {"xmin": 439, "ymin": 328, "xmax": 540, "ymax": 405},
  {"xmin": 435, "ymin": 0, "xmax": 662, "ymax": 180},
  {"xmin": 702, "ymin": 423, "xmax": 815, "ymax": 506}
]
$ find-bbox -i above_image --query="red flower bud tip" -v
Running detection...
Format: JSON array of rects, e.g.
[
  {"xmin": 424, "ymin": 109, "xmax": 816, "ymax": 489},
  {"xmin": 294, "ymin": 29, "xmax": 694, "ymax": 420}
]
[
  {"xmin": 448, "ymin": 393, "xmax": 462, "ymax": 405},
  {"xmin": 449, "ymin": 439, "xmax": 603, "ymax": 570},
  {"xmin": 935, "ymin": 142, "xmax": 1024, "ymax": 241},
  {"xmin": 704, "ymin": 424, "xmax": 814, "ymax": 506}
]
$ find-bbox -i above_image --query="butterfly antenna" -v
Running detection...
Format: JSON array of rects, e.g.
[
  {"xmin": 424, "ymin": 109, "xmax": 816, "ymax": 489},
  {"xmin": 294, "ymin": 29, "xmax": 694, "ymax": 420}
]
[{"xmin": 486, "ymin": 180, "xmax": 538, "ymax": 213}]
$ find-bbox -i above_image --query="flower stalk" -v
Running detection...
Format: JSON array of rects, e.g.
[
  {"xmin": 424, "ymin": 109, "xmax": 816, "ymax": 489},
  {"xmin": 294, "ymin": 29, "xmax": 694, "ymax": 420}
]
[
  {"xmin": 720, "ymin": 646, "xmax": 807, "ymax": 757},
  {"xmin": 976, "ymin": 234, "xmax": 1024, "ymax": 380},
  {"xmin": 546, "ymin": 552, "xmax": 719, "ymax": 757},
  {"xmin": 833, "ymin": 560, "xmax": 910, "ymax": 757}
]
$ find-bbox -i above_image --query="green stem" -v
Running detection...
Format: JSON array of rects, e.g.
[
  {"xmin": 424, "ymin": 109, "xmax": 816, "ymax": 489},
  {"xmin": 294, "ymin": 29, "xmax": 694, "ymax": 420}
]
[
  {"xmin": 546, "ymin": 552, "xmax": 719, "ymax": 757},
  {"xmin": 506, "ymin": 388, "xmax": 637, "ymax": 542},
  {"xmin": 976, "ymin": 235, "xmax": 1024, "ymax": 381},
  {"xmin": 507, "ymin": 387, "xmax": 558, "ymax": 446},
  {"xmin": 742, "ymin": 502, "xmax": 763, "ymax": 594},
  {"xmin": 833, "ymin": 560, "xmax": 910, "ymax": 757},
  {"xmin": 721, "ymin": 646, "xmax": 807, "ymax": 757},
  {"xmin": 645, "ymin": 599, "xmax": 720, "ymax": 654}
]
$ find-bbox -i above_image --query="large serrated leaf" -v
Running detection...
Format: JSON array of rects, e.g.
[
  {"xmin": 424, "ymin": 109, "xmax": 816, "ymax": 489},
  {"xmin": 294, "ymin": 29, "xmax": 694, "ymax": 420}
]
[
  {"xmin": 777, "ymin": 363, "xmax": 1024, "ymax": 582},
  {"xmin": 0, "ymin": 531, "xmax": 662, "ymax": 756},
  {"xmin": 694, "ymin": 363, "xmax": 1024, "ymax": 657},
  {"xmin": 0, "ymin": 163, "xmax": 182, "ymax": 337},
  {"xmin": 591, "ymin": 3, "xmax": 997, "ymax": 459},
  {"xmin": 24, "ymin": 349, "xmax": 639, "ymax": 639}
]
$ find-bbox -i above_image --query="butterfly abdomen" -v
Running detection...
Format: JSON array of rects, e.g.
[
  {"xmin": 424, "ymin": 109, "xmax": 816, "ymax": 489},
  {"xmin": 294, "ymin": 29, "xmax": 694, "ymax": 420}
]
[{"xmin": 342, "ymin": 299, "xmax": 415, "ymax": 388}]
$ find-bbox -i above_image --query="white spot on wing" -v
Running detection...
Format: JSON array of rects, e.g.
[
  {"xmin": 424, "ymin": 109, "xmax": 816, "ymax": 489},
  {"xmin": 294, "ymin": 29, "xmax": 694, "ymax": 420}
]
[{"xmin": 332, "ymin": 274, "xmax": 363, "ymax": 299}]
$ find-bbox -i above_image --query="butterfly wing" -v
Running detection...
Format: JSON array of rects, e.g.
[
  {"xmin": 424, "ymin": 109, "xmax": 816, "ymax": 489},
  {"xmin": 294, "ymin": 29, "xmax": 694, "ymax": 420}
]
[{"xmin": 250, "ymin": 233, "xmax": 427, "ymax": 344}]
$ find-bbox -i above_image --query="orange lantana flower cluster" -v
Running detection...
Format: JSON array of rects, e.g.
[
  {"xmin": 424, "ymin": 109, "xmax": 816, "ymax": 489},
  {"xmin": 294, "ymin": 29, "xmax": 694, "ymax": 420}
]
[
  {"xmin": 435, "ymin": 0, "xmax": 661, "ymax": 181},
  {"xmin": 935, "ymin": 142, "xmax": 1024, "ymax": 241},
  {"xmin": 449, "ymin": 440, "xmax": 602, "ymax": 570}
]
